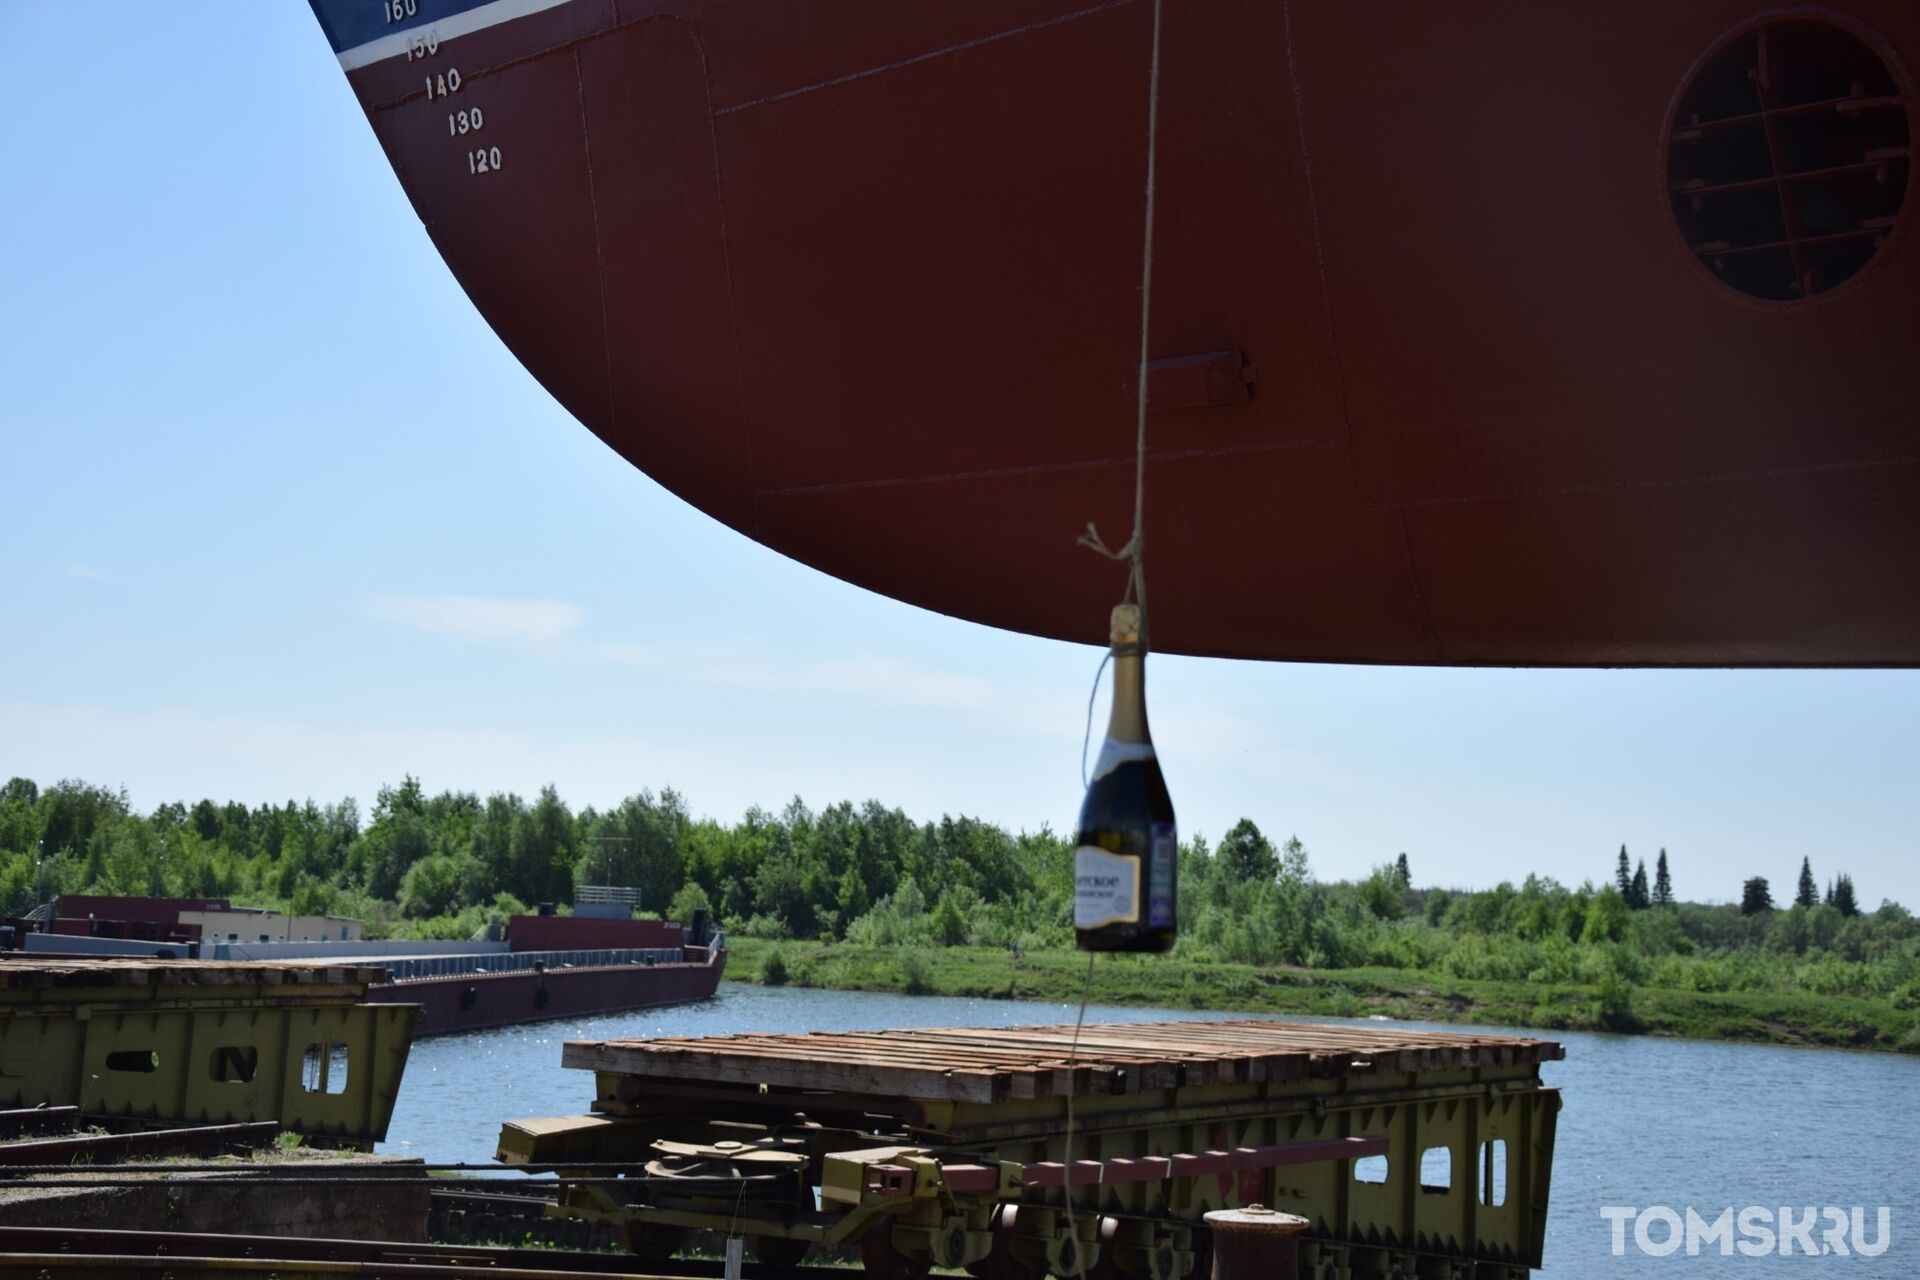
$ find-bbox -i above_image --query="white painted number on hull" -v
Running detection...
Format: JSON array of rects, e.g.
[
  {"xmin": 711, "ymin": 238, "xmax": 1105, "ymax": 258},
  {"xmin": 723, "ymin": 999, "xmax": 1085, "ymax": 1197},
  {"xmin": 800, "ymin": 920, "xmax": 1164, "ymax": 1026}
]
[
  {"xmin": 448, "ymin": 108, "xmax": 485, "ymax": 136},
  {"xmin": 383, "ymin": 0, "xmax": 417, "ymax": 24},
  {"xmin": 425, "ymin": 69, "xmax": 463, "ymax": 100},
  {"xmin": 468, "ymin": 146, "xmax": 503, "ymax": 175},
  {"xmin": 405, "ymin": 32, "xmax": 440, "ymax": 61}
]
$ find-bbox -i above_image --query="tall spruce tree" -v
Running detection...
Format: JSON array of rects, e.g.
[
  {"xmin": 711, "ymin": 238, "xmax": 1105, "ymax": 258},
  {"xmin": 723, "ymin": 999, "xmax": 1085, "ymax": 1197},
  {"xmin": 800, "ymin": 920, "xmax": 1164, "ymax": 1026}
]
[
  {"xmin": 1629, "ymin": 859, "xmax": 1650, "ymax": 910},
  {"xmin": 1832, "ymin": 874, "xmax": 1860, "ymax": 917},
  {"xmin": 1615, "ymin": 845, "xmax": 1633, "ymax": 897},
  {"xmin": 1795, "ymin": 857, "xmax": 1818, "ymax": 909},
  {"xmin": 1394, "ymin": 852, "xmax": 1411, "ymax": 890},
  {"xmin": 1652, "ymin": 849, "xmax": 1673, "ymax": 908},
  {"xmin": 1740, "ymin": 876, "xmax": 1774, "ymax": 916}
]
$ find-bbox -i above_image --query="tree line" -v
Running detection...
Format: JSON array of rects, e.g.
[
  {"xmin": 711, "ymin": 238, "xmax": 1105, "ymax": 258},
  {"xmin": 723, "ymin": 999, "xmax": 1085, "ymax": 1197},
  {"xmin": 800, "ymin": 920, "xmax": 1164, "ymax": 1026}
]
[{"xmin": 1, "ymin": 776, "xmax": 1913, "ymax": 1016}]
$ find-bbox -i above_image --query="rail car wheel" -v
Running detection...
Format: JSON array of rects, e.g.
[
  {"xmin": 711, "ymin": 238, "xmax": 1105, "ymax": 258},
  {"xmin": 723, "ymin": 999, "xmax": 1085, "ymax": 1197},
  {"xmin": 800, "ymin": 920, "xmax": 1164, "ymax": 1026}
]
[
  {"xmin": 1088, "ymin": 1216, "xmax": 1182, "ymax": 1280},
  {"xmin": 1186, "ymin": 1228, "xmax": 1212, "ymax": 1280},
  {"xmin": 858, "ymin": 1222, "xmax": 933, "ymax": 1280},
  {"xmin": 967, "ymin": 1205, "xmax": 1046, "ymax": 1280},
  {"xmin": 615, "ymin": 1222, "xmax": 686, "ymax": 1266},
  {"xmin": 749, "ymin": 1234, "xmax": 811, "ymax": 1267}
]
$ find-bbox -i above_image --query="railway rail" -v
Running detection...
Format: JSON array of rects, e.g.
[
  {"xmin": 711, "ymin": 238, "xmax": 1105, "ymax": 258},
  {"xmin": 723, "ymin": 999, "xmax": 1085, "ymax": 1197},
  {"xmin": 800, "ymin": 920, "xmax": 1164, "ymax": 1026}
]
[{"xmin": 0, "ymin": 1225, "xmax": 835, "ymax": 1279}]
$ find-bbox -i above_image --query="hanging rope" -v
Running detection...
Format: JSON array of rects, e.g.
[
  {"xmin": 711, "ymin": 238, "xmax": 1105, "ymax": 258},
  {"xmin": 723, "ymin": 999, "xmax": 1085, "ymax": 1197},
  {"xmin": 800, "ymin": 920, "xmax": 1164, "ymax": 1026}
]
[
  {"xmin": 1077, "ymin": 0, "xmax": 1166, "ymax": 636},
  {"xmin": 1065, "ymin": 0, "xmax": 1165, "ymax": 1262}
]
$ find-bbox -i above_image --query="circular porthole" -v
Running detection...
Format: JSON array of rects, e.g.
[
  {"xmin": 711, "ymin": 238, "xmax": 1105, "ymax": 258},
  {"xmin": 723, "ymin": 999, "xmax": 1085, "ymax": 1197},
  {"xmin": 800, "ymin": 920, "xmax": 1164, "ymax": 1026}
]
[{"xmin": 1668, "ymin": 17, "xmax": 1912, "ymax": 300}]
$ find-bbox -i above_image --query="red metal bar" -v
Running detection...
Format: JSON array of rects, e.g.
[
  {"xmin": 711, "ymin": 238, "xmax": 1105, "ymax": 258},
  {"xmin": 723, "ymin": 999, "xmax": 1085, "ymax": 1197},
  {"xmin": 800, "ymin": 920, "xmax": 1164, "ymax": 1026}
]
[
  {"xmin": 938, "ymin": 1164, "xmax": 1002, "ymax": 1194},
  {"xmin": 1020, "ymin": 1136, "xmax": 1387, "ymax": 1189}
]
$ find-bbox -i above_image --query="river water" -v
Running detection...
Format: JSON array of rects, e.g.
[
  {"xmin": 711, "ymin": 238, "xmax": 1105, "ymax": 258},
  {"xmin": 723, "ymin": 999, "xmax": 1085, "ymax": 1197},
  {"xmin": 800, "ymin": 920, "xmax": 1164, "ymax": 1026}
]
[{"xmin": 380, "ymin": 982, "xmax": 1916, "ymax": 1276}]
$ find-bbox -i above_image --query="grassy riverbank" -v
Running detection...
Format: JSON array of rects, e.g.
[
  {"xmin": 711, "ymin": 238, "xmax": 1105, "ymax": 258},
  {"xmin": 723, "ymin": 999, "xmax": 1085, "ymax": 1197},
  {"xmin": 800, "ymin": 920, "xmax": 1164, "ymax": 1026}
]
[{"xmin": 728, "ymin": 937, "xmax": 1920, "ymax": 1053}]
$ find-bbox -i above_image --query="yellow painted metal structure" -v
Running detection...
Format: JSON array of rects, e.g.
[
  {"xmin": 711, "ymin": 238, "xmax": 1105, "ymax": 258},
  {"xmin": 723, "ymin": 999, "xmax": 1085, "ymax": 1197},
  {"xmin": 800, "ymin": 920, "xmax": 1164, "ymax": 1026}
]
[
  {"xmin": 501, "ymin": 1019, "xmax": 1562, "ymax": 1279},
  {"xmin": 0, "ymin": 958, "xmax": 419, "ymax": 1143}
]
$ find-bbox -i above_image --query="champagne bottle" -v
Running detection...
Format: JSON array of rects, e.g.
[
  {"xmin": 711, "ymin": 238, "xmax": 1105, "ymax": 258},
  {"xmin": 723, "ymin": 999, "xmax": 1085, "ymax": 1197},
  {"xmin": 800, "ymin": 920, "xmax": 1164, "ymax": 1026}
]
[{"xmin": 1075, "ymin": 603, "xmax": 1177, "ymax": 952}]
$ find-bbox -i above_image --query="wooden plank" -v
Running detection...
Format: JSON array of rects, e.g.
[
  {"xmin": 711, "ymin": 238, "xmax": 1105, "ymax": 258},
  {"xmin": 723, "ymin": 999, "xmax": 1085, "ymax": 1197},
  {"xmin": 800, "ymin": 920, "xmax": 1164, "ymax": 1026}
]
[
  {"xmin": 560, "ymin": 1041, "xmax": 1005, "ymax": 1104},
  {"xmin": 562, "ymin": 1018, "xmax": 1564, "ymax": 1102}
]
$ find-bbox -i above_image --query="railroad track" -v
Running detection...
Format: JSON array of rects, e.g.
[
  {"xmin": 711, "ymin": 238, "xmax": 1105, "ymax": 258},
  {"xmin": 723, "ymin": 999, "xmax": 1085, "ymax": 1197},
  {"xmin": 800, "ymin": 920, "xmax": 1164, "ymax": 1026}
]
[{"xmin": 0, "ymin": 1226, "xmax": 847, "ymax": 1279}]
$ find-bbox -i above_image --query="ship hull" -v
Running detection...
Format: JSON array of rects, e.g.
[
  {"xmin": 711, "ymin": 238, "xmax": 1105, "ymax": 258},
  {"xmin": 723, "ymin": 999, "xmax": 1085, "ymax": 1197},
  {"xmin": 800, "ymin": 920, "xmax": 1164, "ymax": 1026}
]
[
  {"xmin": 312, "ymin": 0, "xmax": 1920, "ymax": 665},
  {"xmin": 363, "ymin": 946, "xmax": 725, "ymax": 1036}
]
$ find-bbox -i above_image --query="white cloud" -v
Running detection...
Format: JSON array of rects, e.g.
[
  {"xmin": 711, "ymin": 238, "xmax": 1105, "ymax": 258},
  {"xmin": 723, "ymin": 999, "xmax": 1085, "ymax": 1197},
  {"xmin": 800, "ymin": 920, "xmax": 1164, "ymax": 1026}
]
[
  {"xmin": 364, "ymin": 593, "xmax": 584, "ymax": 646},
  {"xmin": 65, "ymin": 564, "xmax": 112, "ymax": 581}
]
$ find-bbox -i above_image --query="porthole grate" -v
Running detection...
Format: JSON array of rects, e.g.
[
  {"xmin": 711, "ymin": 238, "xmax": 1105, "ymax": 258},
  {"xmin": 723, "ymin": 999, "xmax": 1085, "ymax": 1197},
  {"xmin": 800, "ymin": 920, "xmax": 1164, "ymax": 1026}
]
[{"xmin": 1669, "ymin": 19, "xmax": 1911, "ymax": 299}]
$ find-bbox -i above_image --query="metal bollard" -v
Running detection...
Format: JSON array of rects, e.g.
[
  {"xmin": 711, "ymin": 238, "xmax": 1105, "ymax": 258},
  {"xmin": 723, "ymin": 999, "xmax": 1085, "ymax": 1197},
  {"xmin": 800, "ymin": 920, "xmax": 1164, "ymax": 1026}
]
[{"xmin": 1203, "ymin": 1205, "xmax": 1311, "ymax": 1280}]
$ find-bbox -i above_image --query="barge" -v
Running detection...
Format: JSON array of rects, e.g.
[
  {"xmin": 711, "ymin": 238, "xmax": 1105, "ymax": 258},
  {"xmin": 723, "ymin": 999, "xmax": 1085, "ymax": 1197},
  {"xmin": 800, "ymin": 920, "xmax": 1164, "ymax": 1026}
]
[
  {"xmin": 8, "ymin": 890, "xmax": 726, "ymax": 1037},
  {"xmin": 503, "ymin": 1017, "xmax": 1563, "ymax": 1279}
]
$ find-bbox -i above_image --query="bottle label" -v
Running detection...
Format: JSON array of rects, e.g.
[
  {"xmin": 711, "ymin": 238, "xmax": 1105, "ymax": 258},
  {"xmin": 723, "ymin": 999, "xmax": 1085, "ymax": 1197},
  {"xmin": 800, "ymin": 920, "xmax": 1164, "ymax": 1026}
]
[
  {"xmin": 1074, "ymin": 845, "xmax": 1140, "ymax": 929},
  {"xmin": 1090, "ymin": 737, "xmax": 1156, "ymax": 783},
  {"xmin": 1148, "ymin": 822, "xmax": 1176, "ymax": 928}
]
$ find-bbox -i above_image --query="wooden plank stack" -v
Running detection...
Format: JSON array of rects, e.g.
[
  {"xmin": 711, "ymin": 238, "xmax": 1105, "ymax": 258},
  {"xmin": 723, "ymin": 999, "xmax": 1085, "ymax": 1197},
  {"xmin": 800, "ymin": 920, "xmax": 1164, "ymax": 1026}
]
[{"xmin": 563, "ymin": 1019, "xmax": 1564, "ymax": 1105}]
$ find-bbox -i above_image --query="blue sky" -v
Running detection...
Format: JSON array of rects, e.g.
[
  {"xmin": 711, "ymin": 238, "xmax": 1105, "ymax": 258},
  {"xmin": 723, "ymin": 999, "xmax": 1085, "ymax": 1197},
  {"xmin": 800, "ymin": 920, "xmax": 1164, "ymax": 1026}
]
[{"xmin": 2, "ymin": 5, "xmax": 1915, "ymax": 909}]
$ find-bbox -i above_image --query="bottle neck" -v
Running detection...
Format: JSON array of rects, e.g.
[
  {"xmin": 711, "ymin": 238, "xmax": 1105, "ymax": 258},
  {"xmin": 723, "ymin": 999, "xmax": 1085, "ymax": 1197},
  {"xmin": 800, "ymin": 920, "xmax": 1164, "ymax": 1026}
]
[{"xmin": 1106, "ymin": 645, "xmax": 1152, "ymax": 745}]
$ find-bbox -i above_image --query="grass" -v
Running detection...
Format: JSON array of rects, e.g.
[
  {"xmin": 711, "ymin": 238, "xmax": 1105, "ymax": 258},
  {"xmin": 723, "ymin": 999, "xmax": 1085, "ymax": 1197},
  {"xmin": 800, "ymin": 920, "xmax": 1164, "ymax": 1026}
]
[{"xmin": 727, "ymin": 937, "xmax": 1920, "ymax": 1053}]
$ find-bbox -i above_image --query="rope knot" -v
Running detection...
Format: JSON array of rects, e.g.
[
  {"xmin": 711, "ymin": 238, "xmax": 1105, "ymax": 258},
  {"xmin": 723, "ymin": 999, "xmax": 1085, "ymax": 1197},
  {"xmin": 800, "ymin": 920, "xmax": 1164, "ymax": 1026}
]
[{"xmin": 1076, "ymin": 522, "xmax": 1141, "ymax": 564}]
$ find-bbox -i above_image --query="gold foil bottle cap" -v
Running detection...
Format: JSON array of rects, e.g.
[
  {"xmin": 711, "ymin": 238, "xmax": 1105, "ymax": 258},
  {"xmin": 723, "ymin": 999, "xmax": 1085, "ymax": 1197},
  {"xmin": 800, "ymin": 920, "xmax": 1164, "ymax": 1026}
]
[{"xmin": 1110, "ymin": 603, "xmax": 1143, "ymax": 647}]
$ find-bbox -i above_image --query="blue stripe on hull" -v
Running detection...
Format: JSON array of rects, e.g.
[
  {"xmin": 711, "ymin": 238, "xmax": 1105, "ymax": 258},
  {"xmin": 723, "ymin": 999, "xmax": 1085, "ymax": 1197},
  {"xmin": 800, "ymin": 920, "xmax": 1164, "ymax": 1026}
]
[{"xmin": 308, "ymin": 0, "xmax": 504, "ymax": 56}]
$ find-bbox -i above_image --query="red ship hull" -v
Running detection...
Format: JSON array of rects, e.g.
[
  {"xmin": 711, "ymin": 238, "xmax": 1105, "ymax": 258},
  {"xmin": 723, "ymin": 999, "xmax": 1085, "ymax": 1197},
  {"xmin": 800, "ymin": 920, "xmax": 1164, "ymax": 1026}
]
[
  {"xmin": 315, "ymin": 1, "xmax": 1920, "ymax": 665},
  {"xmin": 363, "ymin": 945, "xmax": 725, "ymax": 1036}
]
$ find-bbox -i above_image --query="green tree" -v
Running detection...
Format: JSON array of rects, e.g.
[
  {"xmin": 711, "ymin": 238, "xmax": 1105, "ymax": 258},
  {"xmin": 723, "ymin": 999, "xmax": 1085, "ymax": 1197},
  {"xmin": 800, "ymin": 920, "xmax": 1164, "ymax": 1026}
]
[
  {"xmin": 400, "ymin": 851, "xmax": 478, "ymax": 918},
  {"xmin": 931, "ymin": 892, "xmax": 968, "ymax": 946},
  {"xmin": 1358, "ymin": 864, "xmax": 1407, "ymax": 920},
  {"xmin": 509, "ymin": 784, "xmax": 576, "ymax": 906},
  {"xmin": 1831, "ymin": 873, "xmax": 1860, "ymax": 918},
  {"xmin": 585, "ymin": 789, "xmax": 688, "ymax": 912},
  {"xmin": 1584, "ymin": 887, "xmax": 1629, "ymax": 943},
  {"xmin": 1795, "ymin": 857, "xmax": 1817, "ymax": 909},
  {"xmin": 1740, "ymin": 876, "xmax": 1774, "ymax": 916},
  {"xmin": 1614, "ymin": 845, "xmax": 1632, "ymax": 898},
  {"xmin": 1628, "ymin": 859, "xmax": 1649, "ymax": 910},
  {"xmin": 1652, "ymin": 849, "xmax": 1673, "ymax": 908},
  {"xmin": 189, "ymin": 798, "xmax": 222, "ymax": 843},
  {"xmin": 1219, "ymin": 819, "xmax": 1278, "ymax": 883},
  {"xmin": 666, "ymin": 881, "xmax": 712, "ymax": 925},
  {"xmin": 360, "ymin": 777, "xmax": 433, "ymax": 900},
  {"xmin": 39, "ymin": 780, "xmax": 129, "ymax": 861},
  {"xmin": 1278, "ymin": 835, "xmax": 1311, "ymax": 888}
]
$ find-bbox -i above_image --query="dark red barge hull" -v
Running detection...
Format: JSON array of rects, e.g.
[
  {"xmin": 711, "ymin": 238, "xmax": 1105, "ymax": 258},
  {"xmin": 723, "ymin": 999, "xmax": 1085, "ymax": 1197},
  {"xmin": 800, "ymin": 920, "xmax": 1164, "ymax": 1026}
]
[
  {"xmin": 363, "ymin": 946, "xmax": 725, "ymax": 1036},
  {"xmin": 310, "ymin": 1, "xmax": 1920, "ymax": 666}
]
